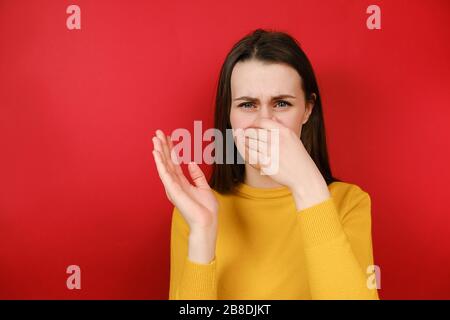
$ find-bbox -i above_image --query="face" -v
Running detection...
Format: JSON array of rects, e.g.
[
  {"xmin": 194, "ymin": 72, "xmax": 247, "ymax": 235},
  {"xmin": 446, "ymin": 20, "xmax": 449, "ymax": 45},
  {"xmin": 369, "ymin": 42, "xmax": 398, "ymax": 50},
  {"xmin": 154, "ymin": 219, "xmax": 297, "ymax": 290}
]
[{"xmin": 229, "ymin": 59, "xmax": 314, "ymax": 138}]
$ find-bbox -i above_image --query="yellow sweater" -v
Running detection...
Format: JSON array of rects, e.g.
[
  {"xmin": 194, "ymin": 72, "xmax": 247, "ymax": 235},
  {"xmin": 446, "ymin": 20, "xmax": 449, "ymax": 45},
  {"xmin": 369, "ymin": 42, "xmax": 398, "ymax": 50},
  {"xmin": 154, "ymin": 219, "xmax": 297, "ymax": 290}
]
[{"xmin": 169, "ymin": 181, "xmax": 379, "ymax": 300}]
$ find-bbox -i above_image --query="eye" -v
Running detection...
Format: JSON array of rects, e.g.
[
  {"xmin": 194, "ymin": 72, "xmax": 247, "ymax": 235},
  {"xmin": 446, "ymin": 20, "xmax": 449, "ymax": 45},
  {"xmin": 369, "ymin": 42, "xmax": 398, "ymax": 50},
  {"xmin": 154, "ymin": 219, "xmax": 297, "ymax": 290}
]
[
  {"xmin": 275, "ymin": 100, "xmax": 292, "ymax": 108},
  {"xmin": 238, "ymin": 102, "xmax": 255, "ymax": 109}
]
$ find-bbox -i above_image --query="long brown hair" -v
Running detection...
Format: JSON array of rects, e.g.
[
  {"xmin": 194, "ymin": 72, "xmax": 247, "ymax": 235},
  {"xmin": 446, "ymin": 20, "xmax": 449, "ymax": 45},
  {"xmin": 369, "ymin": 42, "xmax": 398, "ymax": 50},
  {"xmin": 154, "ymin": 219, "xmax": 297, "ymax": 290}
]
[{"xmin": 209, "ymin": 28, "xmax": 339, "ymax": 194}]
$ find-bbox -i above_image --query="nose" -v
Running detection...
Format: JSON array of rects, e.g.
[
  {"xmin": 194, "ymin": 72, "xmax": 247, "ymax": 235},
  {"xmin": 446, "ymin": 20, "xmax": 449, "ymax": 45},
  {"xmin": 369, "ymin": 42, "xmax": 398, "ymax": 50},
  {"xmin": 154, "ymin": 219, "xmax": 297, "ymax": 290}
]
[{"xmin": 258, "ymin": 104, "xmax": 272, "ymax": 119}]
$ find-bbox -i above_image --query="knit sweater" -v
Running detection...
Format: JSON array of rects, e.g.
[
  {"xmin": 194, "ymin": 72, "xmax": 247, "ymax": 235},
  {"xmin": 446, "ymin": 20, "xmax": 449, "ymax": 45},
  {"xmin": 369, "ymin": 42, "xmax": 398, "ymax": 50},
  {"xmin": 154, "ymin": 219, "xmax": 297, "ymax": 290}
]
[{"xmin": 169, "ymin": 181, "xmax": 379, "ymax": 300}]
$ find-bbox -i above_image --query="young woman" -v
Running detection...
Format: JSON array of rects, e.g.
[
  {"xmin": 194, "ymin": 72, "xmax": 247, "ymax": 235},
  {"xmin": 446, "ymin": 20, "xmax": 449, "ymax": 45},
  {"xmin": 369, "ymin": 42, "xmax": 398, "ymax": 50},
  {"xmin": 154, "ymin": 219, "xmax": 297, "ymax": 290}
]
[{"xmin": 152, "ymin": 29, "xmax": 379, "ymax": 300}]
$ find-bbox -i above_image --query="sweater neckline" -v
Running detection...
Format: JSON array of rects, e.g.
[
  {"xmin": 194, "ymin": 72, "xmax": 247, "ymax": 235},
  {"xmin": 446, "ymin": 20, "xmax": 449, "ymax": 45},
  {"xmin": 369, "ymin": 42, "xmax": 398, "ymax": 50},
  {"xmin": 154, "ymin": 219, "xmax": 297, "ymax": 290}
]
[{"xmin": 234, "ymin": 182, "xmax": 292, "ymax": 199}]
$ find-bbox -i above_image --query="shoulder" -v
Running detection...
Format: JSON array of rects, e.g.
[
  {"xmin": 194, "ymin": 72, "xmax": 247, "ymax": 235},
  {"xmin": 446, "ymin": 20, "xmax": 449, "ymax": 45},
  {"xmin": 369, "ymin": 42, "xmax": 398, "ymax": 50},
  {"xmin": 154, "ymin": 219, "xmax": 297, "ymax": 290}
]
[
  {"xmin": 328, "ymin": 181, "xmax": 372, "ymax": 222},
  {"xmin": 329, "ymin": 181, "xmax": 370, "ymax": 202}
]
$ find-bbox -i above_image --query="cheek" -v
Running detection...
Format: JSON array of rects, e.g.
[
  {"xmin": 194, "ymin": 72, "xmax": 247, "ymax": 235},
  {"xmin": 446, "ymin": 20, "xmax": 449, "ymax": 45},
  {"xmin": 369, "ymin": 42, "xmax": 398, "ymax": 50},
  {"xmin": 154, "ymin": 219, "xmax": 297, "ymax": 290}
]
[
  {"xmin": 230, "ymin": 108, "xmax": 254, "ymax": 130},
  {"xmin": 274, "ymin": 112, "xmax": 303, "ymax": 136}
]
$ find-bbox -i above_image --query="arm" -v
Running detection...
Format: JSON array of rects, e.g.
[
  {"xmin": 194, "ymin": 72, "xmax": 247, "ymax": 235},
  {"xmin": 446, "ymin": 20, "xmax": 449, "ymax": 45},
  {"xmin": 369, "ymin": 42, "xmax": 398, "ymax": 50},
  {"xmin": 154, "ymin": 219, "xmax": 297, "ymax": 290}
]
[
  {"xmin": 295, "ymin": 185, "xmax": 379, "ymax": 300},
  {"xmin": 241, "ymin": 118, "xmax": 379, "ymax": 299},
  {"xmin": 169, "ymin": 206, "xmax": 218, "ymax": 300},
  {"xmin": 169, "ymin": 208, "xmax": 217, "ymax": 300},
  {"xmin": 151, "ymin": 129, "xmax": 218, "ymax": 300}
]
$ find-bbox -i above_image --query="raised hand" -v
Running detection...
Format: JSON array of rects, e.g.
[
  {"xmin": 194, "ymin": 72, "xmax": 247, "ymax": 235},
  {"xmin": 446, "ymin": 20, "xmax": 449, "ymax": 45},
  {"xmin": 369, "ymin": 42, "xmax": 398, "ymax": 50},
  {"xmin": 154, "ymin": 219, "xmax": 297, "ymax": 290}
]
[
  {"xmin": 235, "ymin": 117, "xmax": 331, "ymax": 211},
  {"xmin": 152, "ymin": 129, "xmax": 218, "ymax": 263}
]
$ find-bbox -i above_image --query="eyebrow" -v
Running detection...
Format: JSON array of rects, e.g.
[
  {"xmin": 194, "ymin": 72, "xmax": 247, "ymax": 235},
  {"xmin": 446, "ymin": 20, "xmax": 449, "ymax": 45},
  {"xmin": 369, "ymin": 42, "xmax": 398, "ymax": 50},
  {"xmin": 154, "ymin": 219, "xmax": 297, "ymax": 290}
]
[{"xmin": 233, "ymin": 94, "xmax": 296, "ymax": 102}]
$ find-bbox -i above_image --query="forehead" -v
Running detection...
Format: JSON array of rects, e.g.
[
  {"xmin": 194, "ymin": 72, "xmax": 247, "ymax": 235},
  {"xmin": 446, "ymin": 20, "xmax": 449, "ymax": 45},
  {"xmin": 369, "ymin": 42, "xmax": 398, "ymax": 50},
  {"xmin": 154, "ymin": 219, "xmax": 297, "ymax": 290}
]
[{"xmin": 230, "ymin": 60, "xmax": 302, "ymax": 98}]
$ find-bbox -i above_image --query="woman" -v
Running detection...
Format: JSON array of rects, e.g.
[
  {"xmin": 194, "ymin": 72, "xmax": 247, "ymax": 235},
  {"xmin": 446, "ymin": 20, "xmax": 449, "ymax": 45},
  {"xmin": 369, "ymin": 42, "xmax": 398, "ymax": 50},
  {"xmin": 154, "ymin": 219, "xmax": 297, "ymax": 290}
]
[{"xmin": 152, "ymin": 29, "xmax": 379, "ymax": 300}]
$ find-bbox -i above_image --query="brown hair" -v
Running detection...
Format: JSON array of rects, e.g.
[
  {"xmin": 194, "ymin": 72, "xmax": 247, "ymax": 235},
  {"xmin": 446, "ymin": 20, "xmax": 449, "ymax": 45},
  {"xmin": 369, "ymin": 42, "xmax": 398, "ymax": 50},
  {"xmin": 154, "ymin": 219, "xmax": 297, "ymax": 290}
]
[{"xmin": 209, "ymin": 28, "xmax": 339, "ymax": 193}]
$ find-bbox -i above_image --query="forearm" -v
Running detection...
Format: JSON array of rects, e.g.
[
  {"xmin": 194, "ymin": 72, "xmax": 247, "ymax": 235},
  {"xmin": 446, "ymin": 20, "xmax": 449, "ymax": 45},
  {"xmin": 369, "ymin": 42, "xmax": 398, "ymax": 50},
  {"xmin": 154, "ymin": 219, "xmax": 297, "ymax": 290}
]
[
  {"xmin": 188, "ymin": 225, "xmax": 217, "ymax": 264},
  {"xmin": 296, "ymin": 197, "xmax": 378, "ymax": 300},
  {"xmin": 171, "ymin": 209, "xmax": 218, "ymax": 300},
  {"xmin": 302, "ymin": 232, "xmax": 379, "ymax": 299}
]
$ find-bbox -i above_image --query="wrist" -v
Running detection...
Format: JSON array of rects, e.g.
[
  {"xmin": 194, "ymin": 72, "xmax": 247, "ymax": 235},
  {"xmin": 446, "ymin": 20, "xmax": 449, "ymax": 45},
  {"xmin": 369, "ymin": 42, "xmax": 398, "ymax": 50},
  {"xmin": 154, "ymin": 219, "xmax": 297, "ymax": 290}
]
[{"xmin": 291, "ymin": 177, "xmax": 331, "ymax": 211}]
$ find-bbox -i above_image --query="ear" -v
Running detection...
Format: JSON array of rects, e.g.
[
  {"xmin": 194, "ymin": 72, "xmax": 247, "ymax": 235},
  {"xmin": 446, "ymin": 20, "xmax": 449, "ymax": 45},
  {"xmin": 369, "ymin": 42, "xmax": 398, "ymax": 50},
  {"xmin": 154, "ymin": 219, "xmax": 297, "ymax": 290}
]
[{"xmin": 302, "ymin": 93, "xmax": 316, "ymax": 124}]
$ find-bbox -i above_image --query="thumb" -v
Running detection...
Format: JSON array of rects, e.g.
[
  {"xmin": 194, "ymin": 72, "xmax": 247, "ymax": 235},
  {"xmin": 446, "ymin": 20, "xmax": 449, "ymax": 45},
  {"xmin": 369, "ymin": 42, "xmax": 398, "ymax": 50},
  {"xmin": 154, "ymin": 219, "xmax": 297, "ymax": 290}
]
[{"xmin": 188, "ymin": 162, "xmax": 210, "ymax": 189}]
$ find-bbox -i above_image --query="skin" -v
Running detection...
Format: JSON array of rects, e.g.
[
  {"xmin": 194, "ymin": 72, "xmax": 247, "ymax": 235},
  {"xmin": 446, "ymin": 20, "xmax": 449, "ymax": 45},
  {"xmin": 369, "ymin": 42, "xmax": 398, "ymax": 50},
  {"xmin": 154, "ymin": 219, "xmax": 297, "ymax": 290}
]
[{"xmin": 152, "ymin": 59, "xmax": 331, "ymax": 264}]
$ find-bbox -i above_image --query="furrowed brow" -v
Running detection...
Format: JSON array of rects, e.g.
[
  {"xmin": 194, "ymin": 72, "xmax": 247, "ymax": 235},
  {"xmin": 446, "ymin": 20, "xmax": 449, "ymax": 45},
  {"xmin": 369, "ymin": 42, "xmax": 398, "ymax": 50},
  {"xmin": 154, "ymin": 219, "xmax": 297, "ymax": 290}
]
[{"xmin": 233, "ymin": 94, "xmax": 296, "ymax": 102}]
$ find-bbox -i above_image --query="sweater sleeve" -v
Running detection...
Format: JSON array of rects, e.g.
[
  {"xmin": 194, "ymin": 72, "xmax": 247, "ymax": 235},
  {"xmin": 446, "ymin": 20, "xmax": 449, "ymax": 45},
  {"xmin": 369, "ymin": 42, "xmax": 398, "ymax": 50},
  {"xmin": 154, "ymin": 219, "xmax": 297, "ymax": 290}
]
[
  {"xmin": 168, "ymin": 206, "xmax": 218, "ymax": 300},
  {"xmin": 296, "ymin": 185, "xmax": 380, "ymax": 300}
]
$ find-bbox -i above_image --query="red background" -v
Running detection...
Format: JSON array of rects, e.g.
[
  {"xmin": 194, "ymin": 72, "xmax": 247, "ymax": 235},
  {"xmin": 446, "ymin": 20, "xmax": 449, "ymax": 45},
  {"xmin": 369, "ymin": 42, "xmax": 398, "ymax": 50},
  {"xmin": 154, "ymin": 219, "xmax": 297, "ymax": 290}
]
[{"xmin": 0, "ymin": 0, "xmax": 449, "ymax": 299}]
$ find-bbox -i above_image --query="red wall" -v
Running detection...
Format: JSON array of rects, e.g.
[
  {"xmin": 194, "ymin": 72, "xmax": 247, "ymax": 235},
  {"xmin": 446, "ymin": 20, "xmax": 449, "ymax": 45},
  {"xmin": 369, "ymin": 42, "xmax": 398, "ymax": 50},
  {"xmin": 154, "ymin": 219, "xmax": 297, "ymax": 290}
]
[{"xmin": 0, "ymin": 0, "xmax": 449, "ymax": 299}]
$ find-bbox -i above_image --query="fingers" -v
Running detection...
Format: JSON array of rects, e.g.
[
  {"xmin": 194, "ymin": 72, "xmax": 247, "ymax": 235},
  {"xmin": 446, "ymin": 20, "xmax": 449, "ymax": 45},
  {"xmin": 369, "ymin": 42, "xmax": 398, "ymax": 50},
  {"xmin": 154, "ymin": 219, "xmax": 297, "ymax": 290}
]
[
  {"xmin": 152, "ymin": 133, "xmax": 180, "ymax": 186},
  {"xmin": 156, "ymin": 130, "xmax": 175, "ymax": 173},
  {"xmin": 251, "ymin": 117, "xmax": 284, "ymax": 130},
  {"xmin": 234, "ymin": 128, "xmax": 247, "ymax": 160},
  {"xmin": 234, "ymin": 129, "xmax": 269, "ymax": 168},
  {"xmin": 188, "ymin": 162, "xmax": 210, "ymax": 189},
  {"xmin": 153, "ymin": 149, "xmax": 196, "ymax": 208},
  {"xmin": 166, "ymin": 134, "xmax": 190, "ymax": 185},
  {"xmin": 166, "ymin": 135, "xmax": 182, "ymax": 169},
  {"xmin": 245, "ymin": 143, "xmax": 270, "ymax": 167},
  {"xmin": 152, "ymin": 149, "xmax": 176, "ymax": 190},
  {"xmin": 245, "ymin": 135, "xmax": 269, "ymax": 155},
  {"xmin": 153, "ymin": 129, "xmax": 193, "ymax": 189},
  {"xmin": 243, "ymin": 125, "xmax": 282, "ymax": 159},
  {"xmin": 152, "ymin": 136, "xmax": 167, "ymax": 166},
  {"xmin": 243, "ymin": 127, "xmax": 270, "ymax": 142},
  {"xmin": 152, "ymin": 135, "xmax": 166, "ymax": 164}
]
